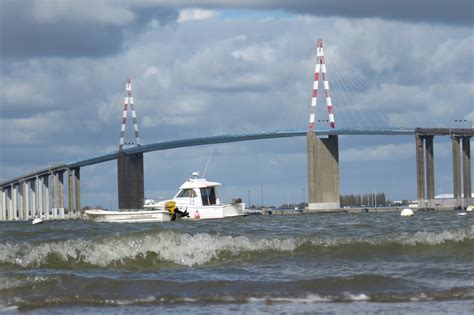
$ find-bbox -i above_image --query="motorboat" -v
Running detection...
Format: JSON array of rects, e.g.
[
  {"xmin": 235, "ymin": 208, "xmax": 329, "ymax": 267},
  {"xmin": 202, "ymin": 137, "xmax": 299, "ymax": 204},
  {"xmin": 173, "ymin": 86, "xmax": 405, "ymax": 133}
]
[
  {"xmin": 143, "ymin": 172, "xmax": 246, "ymax": 220},
  {"xmin": 84, "ymin": 172, "xmax": 245, "ymax": 222}
]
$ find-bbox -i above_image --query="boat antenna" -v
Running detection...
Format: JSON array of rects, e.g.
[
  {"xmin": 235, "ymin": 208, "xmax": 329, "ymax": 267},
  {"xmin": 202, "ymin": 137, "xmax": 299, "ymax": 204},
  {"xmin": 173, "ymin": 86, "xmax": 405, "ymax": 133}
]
[{"xmin": 202, "ymin": 147, "xmax": 215, "ymax": 178}]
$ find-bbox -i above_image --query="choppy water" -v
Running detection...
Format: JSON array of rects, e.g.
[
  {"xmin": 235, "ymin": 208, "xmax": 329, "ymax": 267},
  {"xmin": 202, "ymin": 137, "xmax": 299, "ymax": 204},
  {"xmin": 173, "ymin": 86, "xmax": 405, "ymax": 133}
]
[{"xmin": 1, "ymin": 211, "xmax": 473, "ymax": 314}]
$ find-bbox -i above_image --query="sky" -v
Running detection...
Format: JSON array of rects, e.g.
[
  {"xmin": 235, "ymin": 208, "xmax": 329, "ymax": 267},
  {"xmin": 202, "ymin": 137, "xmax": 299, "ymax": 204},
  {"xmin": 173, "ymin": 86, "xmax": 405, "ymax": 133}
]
[{"xmin": 0, "ymin": 0, "xmax": 473, "ymax": 208}]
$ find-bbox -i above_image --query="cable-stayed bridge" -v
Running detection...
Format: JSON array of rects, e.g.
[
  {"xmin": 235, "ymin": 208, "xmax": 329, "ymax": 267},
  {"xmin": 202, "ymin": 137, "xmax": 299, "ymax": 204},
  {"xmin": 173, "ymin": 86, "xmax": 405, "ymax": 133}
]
[{"xmin": 0, "ymin": 39, "xmax": 472, "ymax": 221}]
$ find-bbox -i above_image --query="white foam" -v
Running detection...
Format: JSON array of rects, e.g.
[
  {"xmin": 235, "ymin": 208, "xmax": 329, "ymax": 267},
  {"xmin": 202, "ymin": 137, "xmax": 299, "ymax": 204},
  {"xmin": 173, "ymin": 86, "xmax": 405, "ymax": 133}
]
[
  {"xmin": 0, "ymin": 231, "xmax": 299, "ymax": 267},
  {"xmin": 342, "ymin": 292, "xmax": 370, "ymax": 301},
  {"xmin": 308, "ymin": 225, "xmax": 474, "ymax": 248},
  {"xmin": 1, "ymin": 226, "xmax": 472, "ymax": 268},
  {"xmin": 0, "ymin": 275, "xmax": 50, "ymax": 290},
  {"xmin": 248, "ymin": 294, "xmax": 332, "ymax": 303},
  {"xmin": 397, "ymin": 225, "xmax": 474, "ymax": 246}
]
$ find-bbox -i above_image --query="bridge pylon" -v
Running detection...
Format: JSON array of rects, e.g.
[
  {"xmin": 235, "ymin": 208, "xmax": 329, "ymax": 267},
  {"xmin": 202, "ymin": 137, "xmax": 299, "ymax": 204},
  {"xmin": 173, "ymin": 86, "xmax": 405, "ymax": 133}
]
[
  {"xmin": 306, "ymin": 39, "xmax": 340, "ymax": 211},
  {"xmin": 117, "ymin": 77, "xmax": 144, "ymax": 209}
]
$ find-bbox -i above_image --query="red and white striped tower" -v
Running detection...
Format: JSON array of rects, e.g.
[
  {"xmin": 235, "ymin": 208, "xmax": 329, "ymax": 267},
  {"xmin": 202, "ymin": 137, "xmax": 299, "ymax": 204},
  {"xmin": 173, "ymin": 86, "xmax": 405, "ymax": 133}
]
[
  {"xmin": 308, "ymin": 38, "xmax": 336, "ymax": 131},
  {"xmin": 119, "ymin": 77, "xmax": 141, "ymax": 151}
]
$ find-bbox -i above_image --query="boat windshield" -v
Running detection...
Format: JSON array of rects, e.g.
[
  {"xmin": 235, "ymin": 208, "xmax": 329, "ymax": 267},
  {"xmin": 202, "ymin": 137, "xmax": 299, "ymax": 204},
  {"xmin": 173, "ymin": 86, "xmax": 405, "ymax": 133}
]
[
  {"xmin": 177, "ymin": 189, "xmax": 197, "ymax": 198},
  {"xmin": 200, "ymin": 187, "xmax": 217, "ymax": 206}
]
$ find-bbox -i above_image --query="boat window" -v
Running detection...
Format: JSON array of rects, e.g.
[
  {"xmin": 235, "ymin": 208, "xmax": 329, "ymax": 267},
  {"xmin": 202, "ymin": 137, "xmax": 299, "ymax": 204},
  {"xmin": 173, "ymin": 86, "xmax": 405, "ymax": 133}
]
[
  {"xmin": 200, "ymin": 187, "xmax": 217, "ymax": 206},
  {"xmin": 177, "ymin": 189, "xmax": 196, "ymax": 198}
]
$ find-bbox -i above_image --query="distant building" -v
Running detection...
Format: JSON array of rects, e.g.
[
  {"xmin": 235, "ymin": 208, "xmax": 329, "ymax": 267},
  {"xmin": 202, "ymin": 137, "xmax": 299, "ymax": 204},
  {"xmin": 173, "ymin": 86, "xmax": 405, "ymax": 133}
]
[{"xmin": 434, "ymin": 193, "xmax": 474, "ymax": 207}]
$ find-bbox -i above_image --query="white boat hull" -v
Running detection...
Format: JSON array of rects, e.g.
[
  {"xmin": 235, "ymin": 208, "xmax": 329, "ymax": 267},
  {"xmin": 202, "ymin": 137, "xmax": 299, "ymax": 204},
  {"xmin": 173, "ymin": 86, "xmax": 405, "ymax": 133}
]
[
  {"xmin": 84, "ymin": 203, "xmax": 246, "ymax": 223},
  {"xmin": 176, "ymin": 203, "xmax": 246, "ymax": 220},
  {"xmin": 84, "ymin": 209, "xmax": 171, "ymax": 223}
]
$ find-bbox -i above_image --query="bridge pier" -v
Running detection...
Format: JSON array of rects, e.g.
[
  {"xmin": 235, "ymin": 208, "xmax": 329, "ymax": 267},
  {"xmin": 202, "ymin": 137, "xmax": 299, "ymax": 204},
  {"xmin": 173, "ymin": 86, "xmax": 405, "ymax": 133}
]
[
  {"xmin": 20, "ymin": 180, "xmax": 30, "ymax": 220},
  {"xmin": 462, "ymin": 137, "xmax": 471, "ymax": 207},
  {"xmin": 18, "ymin": 181, "xmax": 24, "ymax": 220},
  {"xmin": 49, "ymin": 171, "xmax": 66, "ymax": 220},
  {"xmin": 415, "ymin": 135, "xmax": 426, "ymax": 208},
  {"xmin": 117, "ymin": 151, "xmax": 144, "ymax": 210},
  {"xmin": 306, "ymin": 132, "xmax": 340, "ymax": 211},
  {"xmin": 452, "ymin": 136, "xmax": 462, "ymax": 208},
  {"xmin": 453, "ymin": 136, "xmax": 472, "ymax": 208},
  {"xmin": 37, "ymin": 176, "xmax": 43, "ymax": 219},
  {"xmin": 68, "ymin": 169, "xmax": 73, "ymax": 218},
  {"xmin": 66, "ymin": 168, "xmax": 81, "ymax": 219},
  {"xmin": 44, "ymin": 175, "xmax": 50, "ymax": 220},
  {"xmin": 0, "ymin": 189, "xmax": 5, "ymax": 221},
  {"xmin": 415, "ymin": 134, "xmax": 436, "ymax": 209},
  {"xmin": 58, "ymin": 172, "xmax": 65, "ymax": 218},
  {"xmin": 66, "ymin": 168, "xmax": 82, "ymax": 219},
  {"xmin": 12, "ymin": 184, "xmax": 18, "ymax": 220},
  {"xmin": 29, "ymin": 179, "xmax": 35, "ymax": 219},
  {"xmin": 0, "ymin": 190, "xmax": 3, "ymax": 221},
  {"xmin": 52, "ymin": 172, "xmax": 57, "ymax": 219}
]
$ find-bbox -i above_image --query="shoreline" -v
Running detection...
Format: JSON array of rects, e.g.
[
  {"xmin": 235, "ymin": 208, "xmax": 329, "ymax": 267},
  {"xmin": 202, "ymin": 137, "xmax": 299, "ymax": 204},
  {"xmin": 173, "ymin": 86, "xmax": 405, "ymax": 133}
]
[{"xmin": 257, "ymin": 206, "xmax": 468, "ymax": 215}]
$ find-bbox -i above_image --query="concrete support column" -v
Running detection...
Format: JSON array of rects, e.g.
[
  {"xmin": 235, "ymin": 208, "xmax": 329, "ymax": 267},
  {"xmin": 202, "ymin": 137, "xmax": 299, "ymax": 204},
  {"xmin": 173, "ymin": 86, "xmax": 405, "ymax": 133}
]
[
  {"xmin": 30, "ymin": 180, "xmax": 36, "ymax": 218},
  {"xmin": 59, "ymin": 171, "xmax": 65, "ymax": 219},
  {"xmin": 52, "ymin": 172, "xmax": 57, "ymax": 219},
  {"xmin": 75, "ymin": 168, "xmax": 81, "ymax": 215},
  {"xmin": 462, "ymin": 137, "xmax": 472, "ymax": 207},
  {"xmin": 12, "ymin": 184, "xmax": 18, "ymax": 220},
  {"xmin": 7, "ymin": 187, "xmax": 13, "ymax": 220},
  {"xmin": 24, "ymin": 181, "xmax": 30, "ymax": 219},
  {"xmin": 306, "ymin": 133, "xmax": 340, "ymax": 211},
  {"xmin": 19, "ymin": 182, "xmax": 25, "ymax": 220},
  {"xmin": 37, "ymin": 176, "xmax": 44, "ymax": 219},
  {"xmin": 117, "ymin": 152, "xmax": 144, "ymax": 209},
  {"xmin": 44, "ymin": 175, "xmax": 50, "ymax": 220},
  {"xmin": 415, "ymin": 135, "xmax": 426, "ymax": 209},
  {"xmin": 2, "ymin": 189, "xmax": 7, "ymax": 221},
  {"xmin": 0, "ymin": 189, "xmax": 5, "ymax": 221},
  {"xmin": 452, "ymin": 137, "xmax": 462, "ymax": 209},
  {"xmin": 425, "ymin": 136, "xmax": 435, "ymax": 209},
  {"xmin": 68, "ymin": 169, "xmax": 73, "ymax": 218}
]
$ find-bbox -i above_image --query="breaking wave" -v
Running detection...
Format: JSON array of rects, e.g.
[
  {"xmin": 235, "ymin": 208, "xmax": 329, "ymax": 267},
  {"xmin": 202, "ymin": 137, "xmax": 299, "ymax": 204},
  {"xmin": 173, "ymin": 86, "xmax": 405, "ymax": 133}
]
[{"xmin": 0, "ymin": 225, "xmax": 472, "ymax": 269}]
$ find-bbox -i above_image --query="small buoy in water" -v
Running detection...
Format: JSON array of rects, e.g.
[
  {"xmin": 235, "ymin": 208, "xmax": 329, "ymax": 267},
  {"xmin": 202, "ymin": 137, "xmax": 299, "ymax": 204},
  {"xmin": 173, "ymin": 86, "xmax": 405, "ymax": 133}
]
[
  {"xmin": 400, "ymin": 208, "xmax": 414, "ymax": 217},
  {"xmin": 467, "ymin": 205, "xmax": 473, "ymax": 212},
  {"xmin": 194, "ymin": 210, "xmax": 200, "ymax": 220},
  {"xmin": 32, "ymin": 217, "xmax": 43, "ymax": 224},
  {"xmin": 457, "ymin": 212, "xmax": 467, "ymax": 216}
]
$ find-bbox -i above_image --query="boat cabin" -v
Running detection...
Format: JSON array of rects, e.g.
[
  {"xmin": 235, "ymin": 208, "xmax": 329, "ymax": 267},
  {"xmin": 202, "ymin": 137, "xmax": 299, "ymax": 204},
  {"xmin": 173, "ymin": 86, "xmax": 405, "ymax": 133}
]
[{"xmin": 173, "ymin": 172, "xmax": 222, "ymax": 207}]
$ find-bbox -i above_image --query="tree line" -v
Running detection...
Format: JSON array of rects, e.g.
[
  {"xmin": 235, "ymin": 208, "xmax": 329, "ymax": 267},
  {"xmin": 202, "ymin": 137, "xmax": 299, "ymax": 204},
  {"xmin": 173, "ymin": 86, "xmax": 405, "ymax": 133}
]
[{"xmin": 340, "ymin": 193, "xmax": 388, "ymax": 207}]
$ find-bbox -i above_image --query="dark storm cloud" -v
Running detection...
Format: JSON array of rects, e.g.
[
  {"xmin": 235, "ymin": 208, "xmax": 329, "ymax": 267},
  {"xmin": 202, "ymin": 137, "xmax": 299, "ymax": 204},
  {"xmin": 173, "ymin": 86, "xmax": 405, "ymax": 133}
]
[
  {"xmin": 1, "ymin": 0, "xmax": 470, "ymax": 60},
  {"xmin": 167, "ymin": 0, "xmax": 473, "ymax": 25},
  {"xmin": 0, "ymin": 1, "xmax": 178, "ymax": 59},
  {"xmin": 0, "ymin": 2, "xmax": 117, "ymax": 58},
  {"xmin": 268, "ymin": 0, "xmax": 473, "ymax": 25}
]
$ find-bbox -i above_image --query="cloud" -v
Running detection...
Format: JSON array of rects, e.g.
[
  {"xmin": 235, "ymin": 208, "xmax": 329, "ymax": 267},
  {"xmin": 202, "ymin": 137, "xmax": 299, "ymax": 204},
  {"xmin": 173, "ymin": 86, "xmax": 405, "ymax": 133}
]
[
  {"xmin": 31, "ymin": 0, "xmax": 137, "ymax": 26},
  {"xmin": 138, "ymin": 0, "xmax": 474, "ymax": 25},
  {"xmin": 342, "ymin": 143, "xmax": 414, "ymax": 162},
  {"xmin": 0, "ymin": 112, "xmax": 63, "ymax": 145},
  {"xmin": 178, "ymin": 9, "xmax": 217, "ymax": 22},
  {"xmin": 0, "ymin": 1, "xmax": 178, "ymax": 59},
  {"xmin": 264, "ymin": 0, "xmax": 473, "ymax": 25}
]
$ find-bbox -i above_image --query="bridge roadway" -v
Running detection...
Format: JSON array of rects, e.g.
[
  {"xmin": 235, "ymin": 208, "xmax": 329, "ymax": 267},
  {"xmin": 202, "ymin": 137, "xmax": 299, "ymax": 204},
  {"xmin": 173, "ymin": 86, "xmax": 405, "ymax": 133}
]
[
  {"xmin": 2, "ymin": 127, "xmax": 473, "ymax": 187},
  {"xmin": 66, "ymin": 128, "xmax": 415, "ymax": 169}
]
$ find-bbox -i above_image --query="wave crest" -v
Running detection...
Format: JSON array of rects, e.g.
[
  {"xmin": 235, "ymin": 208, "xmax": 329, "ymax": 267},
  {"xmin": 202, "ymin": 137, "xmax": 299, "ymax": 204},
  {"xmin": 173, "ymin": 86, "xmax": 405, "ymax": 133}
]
[
  {"xmin": 0, "ymin": 231, "xmax": 298, "ymax": 268},
  {"xmin": 0, "ymin": 225, "xmax": 472, "ymax": 268}
]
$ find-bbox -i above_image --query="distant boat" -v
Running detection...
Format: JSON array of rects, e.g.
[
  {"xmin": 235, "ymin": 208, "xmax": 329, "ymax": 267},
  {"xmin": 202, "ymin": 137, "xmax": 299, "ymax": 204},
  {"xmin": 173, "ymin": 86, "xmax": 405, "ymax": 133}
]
[{"xmin": 84, "ymin": 172, "xmax": 246, "ymax": 223}]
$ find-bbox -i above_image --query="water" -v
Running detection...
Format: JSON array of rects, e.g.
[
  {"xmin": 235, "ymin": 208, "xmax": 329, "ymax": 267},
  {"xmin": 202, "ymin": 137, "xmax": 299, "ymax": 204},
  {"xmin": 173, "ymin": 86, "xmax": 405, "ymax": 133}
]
[{"xmin": 1, "ymin": 211, "xmax": 473, "ymax": 314}]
